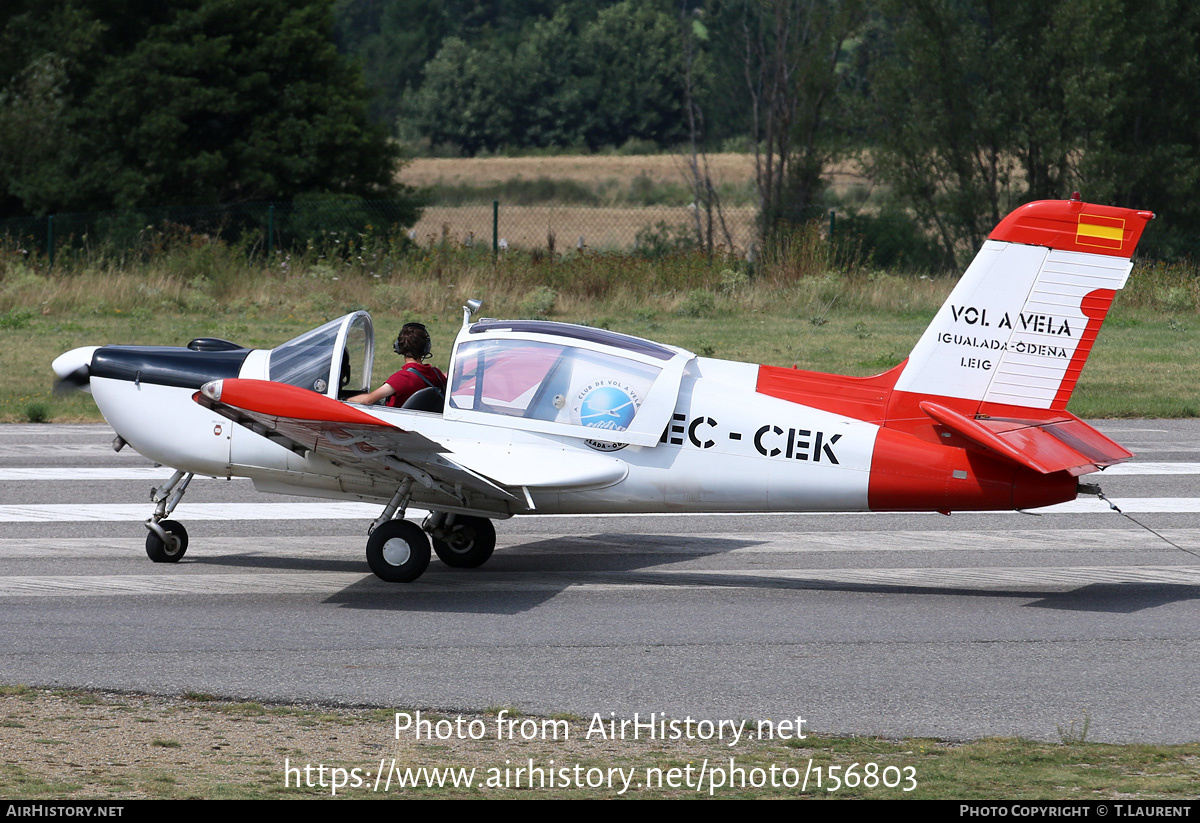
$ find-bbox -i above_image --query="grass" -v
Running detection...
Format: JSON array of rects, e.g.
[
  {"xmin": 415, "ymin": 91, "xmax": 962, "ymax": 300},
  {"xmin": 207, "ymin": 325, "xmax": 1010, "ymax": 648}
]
[
  {"xmin": 1, "ymin": 687, "xmax": 1197, "ymax": 800},
  {"xmin": 2, "ymin": 233, "xmax": 1197, "ymax": 422}
]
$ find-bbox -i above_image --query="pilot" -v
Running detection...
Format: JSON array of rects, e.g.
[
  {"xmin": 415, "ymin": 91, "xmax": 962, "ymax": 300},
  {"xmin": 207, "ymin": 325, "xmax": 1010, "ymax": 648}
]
[{"xmin": 347, "ymin": 322, "xmax": 446, "ymax": 407}]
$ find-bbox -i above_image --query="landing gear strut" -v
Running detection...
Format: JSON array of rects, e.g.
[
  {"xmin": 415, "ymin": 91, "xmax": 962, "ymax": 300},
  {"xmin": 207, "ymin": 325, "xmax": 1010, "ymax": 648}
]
[{"xmin": 145, "ymin": 470, "xmax": 193, "ymax": 563}]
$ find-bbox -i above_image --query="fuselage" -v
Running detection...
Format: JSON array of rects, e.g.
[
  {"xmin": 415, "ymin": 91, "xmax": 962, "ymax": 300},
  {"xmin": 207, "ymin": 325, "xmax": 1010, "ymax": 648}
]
[{"xmin": 84, "ymin": 342, "xmax": 1077, "ymax": 519}]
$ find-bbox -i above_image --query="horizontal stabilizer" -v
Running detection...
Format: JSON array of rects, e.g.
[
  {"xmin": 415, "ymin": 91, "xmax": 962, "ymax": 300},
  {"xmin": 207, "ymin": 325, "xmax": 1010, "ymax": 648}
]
[{"xmin": 919, "ymin": 401, "xmax": 1132, "ymax": 476}]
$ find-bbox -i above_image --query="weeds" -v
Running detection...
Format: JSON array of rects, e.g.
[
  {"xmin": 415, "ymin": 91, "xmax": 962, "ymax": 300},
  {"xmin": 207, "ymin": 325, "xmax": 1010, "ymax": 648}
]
[
  {"xmin": 1057, "ymin": 711, "xmax": 1091, "ymax": 745},
  {"xmin": 676, "ymin": 289, "xmax": 716, "ymax": 317},
  {"xmin": 519, "ymin": 286, "xmax": 557, "ymax": 319},
  {"xmin": 23, "ymin": 403, "xmax": 49, "ymax": 423},
  {"xmin": 0, "ymin": 308, "xmax": 34, "ymax": 329}
]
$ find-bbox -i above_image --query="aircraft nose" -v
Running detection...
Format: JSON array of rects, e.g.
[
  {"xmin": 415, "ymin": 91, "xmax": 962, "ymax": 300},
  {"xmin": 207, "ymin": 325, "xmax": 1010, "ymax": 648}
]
[{"xmin": 52, "ymin": 346, "xmax": 99, "ymax": 393}]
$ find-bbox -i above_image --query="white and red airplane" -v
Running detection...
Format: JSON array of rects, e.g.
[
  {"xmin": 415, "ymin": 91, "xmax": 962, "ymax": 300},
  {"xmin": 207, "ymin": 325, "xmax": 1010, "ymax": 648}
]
[{"xmin": 53, "ymin": 197, "xmax": 1154, "ymax": 582}]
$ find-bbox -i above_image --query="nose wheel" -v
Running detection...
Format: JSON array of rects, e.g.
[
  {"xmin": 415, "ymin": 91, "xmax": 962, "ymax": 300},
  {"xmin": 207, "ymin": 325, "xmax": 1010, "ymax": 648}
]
[
  {"xmin": 366, "ymin": 520, "xmax": 431, "ymax": 582},
  {"xmin": 144, "ymin": 470, "xmax": 194, "ymax": 563},
  {"xmin": 145, "ymin": 520, "xmax": 189, "ymax": 562}
]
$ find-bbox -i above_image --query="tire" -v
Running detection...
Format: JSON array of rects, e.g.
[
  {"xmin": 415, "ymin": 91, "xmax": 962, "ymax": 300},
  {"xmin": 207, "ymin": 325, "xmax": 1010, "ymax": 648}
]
[
  {"xmin": 366, "ymin": 520, "xmax": 431, "ymax": 582},
  {"xmin": 431, "ymin": 516, "xmax": 496, "ymax": 568},
  {"xmin": 146, "ymin": 520, "xmax": 188, "ymax": 563}
]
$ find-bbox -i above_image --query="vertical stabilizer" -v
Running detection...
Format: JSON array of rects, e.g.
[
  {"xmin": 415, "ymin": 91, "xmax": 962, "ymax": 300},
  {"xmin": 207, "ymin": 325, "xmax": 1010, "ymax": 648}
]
[{"xmin": 892, "ymin": 199, "xmax": 1154, "ymax": 412}]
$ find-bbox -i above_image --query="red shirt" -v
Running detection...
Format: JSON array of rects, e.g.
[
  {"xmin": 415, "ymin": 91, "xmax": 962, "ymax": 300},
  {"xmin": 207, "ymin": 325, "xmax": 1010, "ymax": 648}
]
[{"xmin": 384, "ymin": 364, "xmax": 447, "ymax": 407}]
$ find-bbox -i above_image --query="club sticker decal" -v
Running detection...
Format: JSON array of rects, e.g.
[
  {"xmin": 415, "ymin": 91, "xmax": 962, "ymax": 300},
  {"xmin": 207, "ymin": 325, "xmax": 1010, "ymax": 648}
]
[{"xmin": 574, "ymin": 381, "xmax": 642, "ymax": 432}]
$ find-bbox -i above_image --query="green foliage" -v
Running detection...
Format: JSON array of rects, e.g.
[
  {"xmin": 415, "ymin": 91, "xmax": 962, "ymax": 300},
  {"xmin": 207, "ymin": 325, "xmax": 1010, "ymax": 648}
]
[
  {"xmin": 0, "ymin": 307, "xmax": 34, "ymax": 329},
  {"xmin": 23, "ymin": 402, "xmax": 49, "ymax": 423},
  {"xmin": 676, "ymin": 288, "xmax": 716, "ymax": 317},
  {"xmin": 865, "ymin": 0, "xmax": 1200, "ymax": 264},
  {"xmin": 833, "ymin": 208, "xmax": 948, "ymax": 273},
  {"xmin": 1, "ymin": 0, "xmax": 406, "ymax": 218},
  {"xmin": 519, "ymin": 286, "xmax": 558, "ymax": 319},
  {"xmin": 1057, "ymin": 711, "xmax": 1091, "ymax": 745},
  {"xmin": 737, "ymin": 0, "xmax": 868, "ymax": 232},
  {"xmin": 574, "ymin": 1, "xmax": 689, "ymax": 149},
  {"xmin": 634, "ymin": 220, "xmax": 696, "ymax": 258},
  {"xmin": 403, "ymin": 1, "xmax": 688, "ymax": 154}
]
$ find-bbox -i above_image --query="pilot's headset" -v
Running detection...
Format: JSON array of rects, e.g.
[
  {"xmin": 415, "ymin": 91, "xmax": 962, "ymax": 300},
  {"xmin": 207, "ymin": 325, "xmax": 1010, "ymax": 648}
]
[{"xmin": 393, "ymin": 322, "xmax": 432, "ymax": 361}]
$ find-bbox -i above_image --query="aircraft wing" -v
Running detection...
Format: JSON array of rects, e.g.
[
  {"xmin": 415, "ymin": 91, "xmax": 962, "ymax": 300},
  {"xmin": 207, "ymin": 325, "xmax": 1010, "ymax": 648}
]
[
  {"xmin": 194, "ymin": 378, "xmax": 525, "ymax": 508},
  {"xmin": 194, "ymin": 379, "xmax": 629, "ymax": 510},
  {"xmin": 919, "ymin": 401, "xmax": 1133, "ymax": 476}
]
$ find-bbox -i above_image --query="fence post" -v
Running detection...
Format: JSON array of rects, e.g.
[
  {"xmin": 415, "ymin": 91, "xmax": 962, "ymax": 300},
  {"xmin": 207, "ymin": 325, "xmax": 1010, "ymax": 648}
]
[
  {"xmin": 267, "ymin": 203, "xmax": 275, "ymax": 259},
  {"xmin": 47, "ymin": 215, "xmax": 54, "ymax": 270},
  {"xmin": 828, "ymin": 209, "xmax": 836, "ymax": 240},
  {"xmin": 492, "ymin": 200, "xmax": 499, "ymax": 260}
]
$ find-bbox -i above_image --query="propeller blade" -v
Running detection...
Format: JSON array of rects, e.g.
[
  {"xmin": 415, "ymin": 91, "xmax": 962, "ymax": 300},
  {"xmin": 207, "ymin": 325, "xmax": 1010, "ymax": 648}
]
[{"xmin": 51, "ymin": 346, "xmax": 99, "ymax": 394}]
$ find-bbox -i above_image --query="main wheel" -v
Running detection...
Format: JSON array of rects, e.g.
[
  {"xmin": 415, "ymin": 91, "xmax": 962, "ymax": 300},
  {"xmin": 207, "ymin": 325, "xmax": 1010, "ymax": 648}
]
[
  {"xmin": 366, "ymin": 520, "xmax": 431, "ymax": 582},
  {"xmin": 145, "ymin": 520, "xmax": 188, "ymax": 563},
  {"xmin": 431, "ymin": 516, "xmax": 496, "ymax": 568}
]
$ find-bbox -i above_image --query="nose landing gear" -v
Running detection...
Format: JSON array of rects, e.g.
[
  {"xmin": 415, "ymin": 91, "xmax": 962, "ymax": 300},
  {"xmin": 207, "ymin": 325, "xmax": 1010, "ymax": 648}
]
[{"xmin": 144, "ymin": 470, "xmax": 193, "ymax": 563}]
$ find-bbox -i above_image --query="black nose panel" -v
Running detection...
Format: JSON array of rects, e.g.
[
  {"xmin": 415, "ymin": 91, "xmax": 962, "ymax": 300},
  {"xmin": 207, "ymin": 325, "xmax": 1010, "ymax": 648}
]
[{"xmin": 91, "ymin": 346, "xmax": 251, "ymax": 389}]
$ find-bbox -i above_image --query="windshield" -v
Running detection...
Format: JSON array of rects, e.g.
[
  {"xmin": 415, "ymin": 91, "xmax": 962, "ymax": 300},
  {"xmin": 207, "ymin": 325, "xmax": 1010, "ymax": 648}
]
[{"xmin": 269, "ymin": 312, "xmax": 374, "ymax": 397}]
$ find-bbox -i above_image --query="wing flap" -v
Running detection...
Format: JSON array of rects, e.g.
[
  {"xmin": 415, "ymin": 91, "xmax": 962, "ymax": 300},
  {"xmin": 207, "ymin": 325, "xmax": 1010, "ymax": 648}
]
[
  {"xmin": 920, "ymin": 400, "xmax": 1133, "ymax": 475},
  {"xmin": 447, "ymin": 442, "xmax": 628, "ymax": 489}
]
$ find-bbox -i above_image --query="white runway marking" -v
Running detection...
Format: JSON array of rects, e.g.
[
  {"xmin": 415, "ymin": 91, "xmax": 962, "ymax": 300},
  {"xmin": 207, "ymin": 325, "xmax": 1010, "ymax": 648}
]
[
  {"xmin": 0, "ymin": 503, "xmax": 380, "ymax": 522},
  {"xmin": 1103, "ymin": 462, "xmax": 1200, "ymax": 475},
  {"xmin": 3, "ymin": 463, "xmax": 1198, "ymax": 482},
  {"xmin": 1, "ymin": 499, "xmax": 1200, "ymax": 522},
  {"xmin": 0, "ymin": 468, "xmax": 236, "ymax": 480}
]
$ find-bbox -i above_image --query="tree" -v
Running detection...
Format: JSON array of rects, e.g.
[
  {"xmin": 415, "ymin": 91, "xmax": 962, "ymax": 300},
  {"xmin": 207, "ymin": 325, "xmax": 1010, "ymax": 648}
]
[
  {"xmin": 737, "ymin": 0, "xmax": 867, "ymax": 235},
  {"xmin": 404, "ymin": 0, "xmax": 692, "ymax": 154},
  {"xmin": 1073, "ymin": 0, "xmax": 1200, "ymax": 256},
  {"xmin": 575, "ymin": 0, "xmax": 690, "ymax": 149},
  {"xmin": 403, "ymin": 36, "xmax": 500, "ymax": 154},
  {"xmin": 333, "ymin": 0, "xmax": 452, "ymax": 126},
  {"xmin": 864, "ymin": 0, "xmax": 1200, "ymax": 265},
  {"xmin": 1, "ymin": 0, "xmax": 406, "ymax": 217}
]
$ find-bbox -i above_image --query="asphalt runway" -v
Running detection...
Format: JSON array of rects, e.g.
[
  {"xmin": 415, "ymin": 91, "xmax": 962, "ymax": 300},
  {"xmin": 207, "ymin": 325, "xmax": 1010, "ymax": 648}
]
[{"xmin": 1, "ymin": 421, "xmax": 1199, "ymax": 743}]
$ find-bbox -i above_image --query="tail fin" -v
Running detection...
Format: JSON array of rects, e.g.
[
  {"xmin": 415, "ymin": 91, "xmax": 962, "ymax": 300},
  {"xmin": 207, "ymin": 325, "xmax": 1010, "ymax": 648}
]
[{"xmin": 893, "ymin": 198, "xmax": 1154, "ymax": 412}]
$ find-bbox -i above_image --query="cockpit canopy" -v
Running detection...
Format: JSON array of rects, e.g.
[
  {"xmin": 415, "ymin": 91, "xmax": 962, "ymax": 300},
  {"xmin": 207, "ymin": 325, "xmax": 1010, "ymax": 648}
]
[
  {"xmin": 268, "ymin": 311, "xmax": 374, "ymax": 400},
  {"xmin": 262, "ymin": 312, "xmax": 693, "ymax": 446},
  {"xmin": 445, "ymin": 318, "xmax": 693, "ymax": 447}
]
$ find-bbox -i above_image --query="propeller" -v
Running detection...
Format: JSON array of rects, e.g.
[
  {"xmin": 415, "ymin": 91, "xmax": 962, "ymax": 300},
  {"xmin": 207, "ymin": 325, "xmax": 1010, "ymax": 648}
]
[{"xmin": 51, "ymin": 346, "xmax": 99, "ymax": 395}]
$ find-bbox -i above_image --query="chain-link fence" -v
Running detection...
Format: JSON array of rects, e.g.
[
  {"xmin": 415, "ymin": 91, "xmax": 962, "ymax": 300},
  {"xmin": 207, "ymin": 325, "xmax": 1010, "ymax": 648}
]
[
  {"xmin": 0, "ymin": 198, "xmax": 762, "ymax": 267},
  {"xmin": 413, "ymin": 201, "xmax": 760, "ymax": 256}
]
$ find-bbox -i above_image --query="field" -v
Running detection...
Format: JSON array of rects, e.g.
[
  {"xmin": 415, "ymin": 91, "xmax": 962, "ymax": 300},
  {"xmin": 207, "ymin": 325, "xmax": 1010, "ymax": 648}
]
[
  {"xmin": 401, "ymin": 154, "xmax": 868, "ymax": 253},
  {"xmin": 402, "ymin": 153, "xmax": 763, "ymax": 188}
]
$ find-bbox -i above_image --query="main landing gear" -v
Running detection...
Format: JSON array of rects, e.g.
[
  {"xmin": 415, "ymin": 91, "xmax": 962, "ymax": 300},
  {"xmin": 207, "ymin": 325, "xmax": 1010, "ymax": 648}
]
[
  {"xmin": 427, "ymin": 514, "xmax": 496, "ymax": 568},
  {"xmin": 145, "ymin": 470, "xmax": 193, "ymax": 563},
  {"xmin": 365, "ymin": 482, "xmax": 497, "ymax": 582}
]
